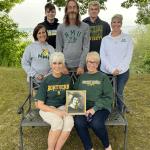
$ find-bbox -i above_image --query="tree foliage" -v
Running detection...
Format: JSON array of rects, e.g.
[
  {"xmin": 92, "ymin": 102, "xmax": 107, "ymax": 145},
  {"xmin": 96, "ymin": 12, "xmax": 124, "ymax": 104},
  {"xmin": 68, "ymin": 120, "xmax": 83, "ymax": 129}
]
[
  {"xmin": 121, "ymin": 0, "xmax": 150, "ymax": 24},
  {"xmin": 131, "ymin": 25, "xmax": 150, "ymax": 73},
  {"xmin": 47, "ymin": 0, "xmax": 107, "ymax": 14},
  {"xmin": 0, "ymin": 13, "xmax": 28, "ymax": 66},
  {"xmin": 0, "ymin": 0, "xmax": 28, "ymax": 67},
  {"xmin": 0, "ymin": 0, "xmax": 24, "ymax": 12}
]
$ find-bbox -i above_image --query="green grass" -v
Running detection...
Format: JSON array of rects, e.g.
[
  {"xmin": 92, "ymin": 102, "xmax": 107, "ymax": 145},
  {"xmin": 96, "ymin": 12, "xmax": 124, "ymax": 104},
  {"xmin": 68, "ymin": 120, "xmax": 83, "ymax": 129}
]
[{"xmin": 0, "ymin": 67, "xmax": 150, "ymax": 150}]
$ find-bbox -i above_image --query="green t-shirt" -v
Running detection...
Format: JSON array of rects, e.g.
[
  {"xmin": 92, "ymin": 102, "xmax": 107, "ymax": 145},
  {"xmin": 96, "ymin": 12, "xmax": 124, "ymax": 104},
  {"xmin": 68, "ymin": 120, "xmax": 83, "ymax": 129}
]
[
  {"xmin": 35, "ymin": 74, "xmax": 71, "ymax": 107},
  {"xmin": 74, "ymin": 72, "xmax": 113, "ymax": 112}
]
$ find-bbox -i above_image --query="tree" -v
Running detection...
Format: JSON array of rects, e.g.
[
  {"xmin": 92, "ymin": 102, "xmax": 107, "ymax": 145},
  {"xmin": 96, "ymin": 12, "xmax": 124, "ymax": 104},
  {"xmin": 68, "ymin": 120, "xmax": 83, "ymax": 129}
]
[
  {"xmin": 47, "ymin": 0, "xmax": 107, "ymax": 14},
  {"xmin": 0, "ymin": 13, "xmax": 28, "ymax": 66},
  {"xmin": 0, "ymin": 0, "xmax": 28, "ymax": 67},
  {"xmin": 121, "ymin": 0, "xmax": 150, "ymax": 24},
  {"xmin": 0, "ymin": 0, "xmax": 24, "ymax": 12}
]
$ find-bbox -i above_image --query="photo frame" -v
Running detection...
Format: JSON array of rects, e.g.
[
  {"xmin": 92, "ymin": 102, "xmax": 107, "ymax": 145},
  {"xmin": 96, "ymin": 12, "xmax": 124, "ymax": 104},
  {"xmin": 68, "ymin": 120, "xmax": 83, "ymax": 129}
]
[{"xmin": 66, "ymin": 90, "xmax": 86, "ymax": 115}]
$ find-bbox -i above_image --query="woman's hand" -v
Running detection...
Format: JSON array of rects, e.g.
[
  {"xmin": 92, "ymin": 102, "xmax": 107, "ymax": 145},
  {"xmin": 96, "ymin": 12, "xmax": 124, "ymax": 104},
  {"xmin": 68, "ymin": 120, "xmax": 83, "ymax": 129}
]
[
  {"xmin": 112, "ymin": 68, "xmax": 120, "ymax": 76},
  {"xmin": 86, "ymin": 108, "xmax": 95, "ymax": 117}
]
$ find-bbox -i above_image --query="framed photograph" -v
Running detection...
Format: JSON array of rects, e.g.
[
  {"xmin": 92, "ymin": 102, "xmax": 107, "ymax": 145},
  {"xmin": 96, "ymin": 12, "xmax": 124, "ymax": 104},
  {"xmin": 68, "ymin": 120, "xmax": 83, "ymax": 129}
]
[{"xmin": 66, "ymin": 90, "xmax": 86, "ymax": 115}]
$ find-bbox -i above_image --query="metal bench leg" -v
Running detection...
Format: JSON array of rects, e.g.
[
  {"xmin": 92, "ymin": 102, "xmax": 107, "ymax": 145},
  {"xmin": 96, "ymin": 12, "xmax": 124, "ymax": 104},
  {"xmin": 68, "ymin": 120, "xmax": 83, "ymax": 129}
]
[
  {"xmin": 124, "ymin": 125, "xmax": 128, "ymax": 150},
  {"xmin": 19, "ymin": 124, "xmax": 24, "ymax": 150}
]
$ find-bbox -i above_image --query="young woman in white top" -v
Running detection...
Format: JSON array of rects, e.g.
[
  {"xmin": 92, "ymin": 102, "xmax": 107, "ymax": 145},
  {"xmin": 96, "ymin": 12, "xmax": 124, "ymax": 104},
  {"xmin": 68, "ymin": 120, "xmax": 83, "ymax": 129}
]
[{"xmin": 100, "ymin": 14, "xmax": 134, "ymax": 111}]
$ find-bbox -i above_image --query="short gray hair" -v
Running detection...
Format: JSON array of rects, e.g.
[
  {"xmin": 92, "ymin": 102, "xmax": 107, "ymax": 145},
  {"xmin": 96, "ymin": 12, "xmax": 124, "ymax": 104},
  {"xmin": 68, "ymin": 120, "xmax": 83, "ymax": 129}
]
[
  {"xmin": 49, "ymin": 52, "xmax": 65, "ymax": 65},
  {"xmin": 86, "ymin": 52, "xmax": 100, "ymax": 63},
  {"xmin": 111, "ymin": 14, "xmax": 123, "ymax": 24}
]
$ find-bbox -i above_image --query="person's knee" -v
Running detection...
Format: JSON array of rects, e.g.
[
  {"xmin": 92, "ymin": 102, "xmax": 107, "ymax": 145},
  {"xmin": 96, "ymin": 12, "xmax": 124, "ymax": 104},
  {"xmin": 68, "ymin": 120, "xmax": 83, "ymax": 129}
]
[
  {"xmin": 63, "ymin": 116, "xmax": 74, "ymax": 131},
  {"xmin": 74, "ymin": 116, "xmax": 86, "ymax": 128},
  {"xmin": 91, "ymin": 119, "xmax": 105, "ymax": 130},
  {"xmin": 51, "ymin": 117, "xmax": 63, "ymax": 131}
]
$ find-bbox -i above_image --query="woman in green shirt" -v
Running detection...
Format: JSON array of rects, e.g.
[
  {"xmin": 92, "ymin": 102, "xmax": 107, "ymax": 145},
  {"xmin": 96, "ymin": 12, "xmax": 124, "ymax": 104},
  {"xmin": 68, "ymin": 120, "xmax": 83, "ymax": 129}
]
[
  {"xmin": 74, "ymin": 52, "xmax": 113, "ymax": 150},
  {"xmin": 35, "ymin": 52, "xmax": 74, "ymax": 150}
]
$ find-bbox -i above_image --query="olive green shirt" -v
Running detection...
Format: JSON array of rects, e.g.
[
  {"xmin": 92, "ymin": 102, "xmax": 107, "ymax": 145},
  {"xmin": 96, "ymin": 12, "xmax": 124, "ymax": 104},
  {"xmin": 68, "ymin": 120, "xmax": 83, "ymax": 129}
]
[
  {"xmin": 74, "ymin": 72, "xmax": 113, "ymax": 112},
  {"xmin": 35, "ymin": 74, "xmax": 71, "ymax": 107}
]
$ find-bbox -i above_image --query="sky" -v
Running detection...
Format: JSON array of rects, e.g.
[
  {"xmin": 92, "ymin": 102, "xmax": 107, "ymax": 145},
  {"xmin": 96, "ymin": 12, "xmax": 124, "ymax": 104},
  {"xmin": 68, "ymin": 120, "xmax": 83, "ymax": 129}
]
[{"xmin": 9, "ymin": 0, "xmax": 138, "ymax": 28}]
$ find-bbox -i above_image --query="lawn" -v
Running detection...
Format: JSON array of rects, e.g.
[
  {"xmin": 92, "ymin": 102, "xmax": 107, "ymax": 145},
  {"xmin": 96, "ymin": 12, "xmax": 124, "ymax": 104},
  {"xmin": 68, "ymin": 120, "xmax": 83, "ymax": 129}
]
[{"xmin": 0, "ymin": 67, "xmax": 150, "ymax": 150}]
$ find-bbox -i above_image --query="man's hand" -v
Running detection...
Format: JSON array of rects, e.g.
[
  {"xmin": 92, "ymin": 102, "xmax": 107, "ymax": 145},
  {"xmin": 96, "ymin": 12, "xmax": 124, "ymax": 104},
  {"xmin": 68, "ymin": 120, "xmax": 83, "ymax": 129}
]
[
  {"xmin": 76, "ymin": 67, "xmax": 84, "ymax": 75},
  {"xmin": 35, "ymin": 74, "xmax": 44, "ymax": 80},
  {"xmin": 62, "ymin": 65, "xmax": 69, "ymax": 75}
]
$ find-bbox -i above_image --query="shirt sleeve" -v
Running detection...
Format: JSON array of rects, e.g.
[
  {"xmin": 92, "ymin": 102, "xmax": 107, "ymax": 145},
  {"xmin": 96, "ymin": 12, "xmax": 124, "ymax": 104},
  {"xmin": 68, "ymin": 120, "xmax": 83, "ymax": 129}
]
[
  {"xmin": 105, "ymin": 23, "xmax": 111, "ymax": 36},
  {"xmin": 79, "ymin": 24, "xmax": 90, "ymax": 68},
  {"xmin": 93, "ymin": 75, "xmax": 113, "ymax": 112},
  {"xmin": 56, "ymin": 25, "xmax": 64, "ymax": 52},
  {"xmin": 21, "ymin": 45, "xmax": 37, "ymax": 77},
  {"xmin": 100, "ymin": 38, "xmax": 114, "ymax": 73},
  {"xmin": 35, "ymin": 80, "xmax": 47, "ymax": 102},
  {"xmin": 117, "ymin": 36, "xmax": 134, "ymax": 72},
  {"xmin": 73, "ymin": 76, "xmax": 81, "ymax": 90}
]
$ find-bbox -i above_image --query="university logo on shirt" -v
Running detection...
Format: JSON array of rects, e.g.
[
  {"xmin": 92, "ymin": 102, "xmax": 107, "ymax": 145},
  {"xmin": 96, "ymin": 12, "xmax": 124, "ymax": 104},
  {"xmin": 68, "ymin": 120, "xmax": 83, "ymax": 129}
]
[
  {"xmin": 90, "ymin": 25, "xmax": 103, "ymax": 41},
  {"xmin": 121, "ymin": 38, "xmax": 127, "ymax": 42},
  {"xmin": 82, "ymin": 80, "xmax": 101, "ymax": 86},
  {"xmin": 64, "ymin": 30, "xmax": 82, "ymax": 43},
  {"xmin": 48, "ymin": 30, "xmax": 57, "ymax": 36},
  {"xmin": 38, "ymin": 48, "xmax": 49, "ymax": 59}
]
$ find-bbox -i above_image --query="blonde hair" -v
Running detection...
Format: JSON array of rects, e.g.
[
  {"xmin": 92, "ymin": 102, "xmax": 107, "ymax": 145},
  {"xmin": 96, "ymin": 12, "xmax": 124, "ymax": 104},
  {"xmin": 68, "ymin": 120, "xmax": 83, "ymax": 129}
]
[
  {"xmin": 49, "ymin": 52, "xmax": 65, "ymax": 65},
  {"xmin": 111, "ymin": 14, "xmax": 123, "ymax": 24},
  {"xmin": 86, "ymin": 52, "xmax": 100, "ymax": 63},
  {"xmin": 88, "ymin": 1, "xmax": 100, "ymax": 10}
]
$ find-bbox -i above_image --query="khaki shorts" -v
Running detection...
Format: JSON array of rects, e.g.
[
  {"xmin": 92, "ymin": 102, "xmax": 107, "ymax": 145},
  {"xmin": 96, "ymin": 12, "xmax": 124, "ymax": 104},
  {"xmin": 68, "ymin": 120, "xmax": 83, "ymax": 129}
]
[{"xmin": 39, "ymin": 105, "xmax": 74, "ymax": 131}]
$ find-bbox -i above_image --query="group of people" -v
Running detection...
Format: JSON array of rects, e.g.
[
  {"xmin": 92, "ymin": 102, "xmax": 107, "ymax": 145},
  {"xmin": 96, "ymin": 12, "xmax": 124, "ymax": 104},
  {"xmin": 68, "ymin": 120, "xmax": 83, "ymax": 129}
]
[{"xmin": 21, "ymin": 0, "xmax": 133, "ymax": 150}]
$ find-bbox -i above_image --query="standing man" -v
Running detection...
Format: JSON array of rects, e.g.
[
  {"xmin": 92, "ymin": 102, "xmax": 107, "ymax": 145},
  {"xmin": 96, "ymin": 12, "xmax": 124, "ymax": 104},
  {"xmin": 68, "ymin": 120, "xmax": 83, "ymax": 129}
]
[
  {"xmin": 83, "ymin": 1, "xmax": 110, "ymax": 53},
  {"xmin": 56, "ymin": 0, "xmax": 90, "ymax": 76},
  {"xmin": 39, "ymin": 3, "xmax": 59, "ymax": 49}
]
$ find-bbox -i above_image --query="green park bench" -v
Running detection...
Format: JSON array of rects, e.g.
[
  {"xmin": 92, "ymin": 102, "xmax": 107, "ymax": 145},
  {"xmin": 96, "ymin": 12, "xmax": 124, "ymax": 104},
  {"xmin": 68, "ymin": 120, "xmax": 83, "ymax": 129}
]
[{"xmin": 17, "ymin": 73, "xmax": 128, "ymax": 150}]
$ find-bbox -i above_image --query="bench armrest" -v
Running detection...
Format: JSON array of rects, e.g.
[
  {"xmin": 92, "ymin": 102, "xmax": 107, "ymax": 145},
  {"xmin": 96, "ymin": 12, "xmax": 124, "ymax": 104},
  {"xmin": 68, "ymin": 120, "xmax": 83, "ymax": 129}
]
[{"xmin": 17, "ymin": 94, "xmax": 31, "ymax": 115}]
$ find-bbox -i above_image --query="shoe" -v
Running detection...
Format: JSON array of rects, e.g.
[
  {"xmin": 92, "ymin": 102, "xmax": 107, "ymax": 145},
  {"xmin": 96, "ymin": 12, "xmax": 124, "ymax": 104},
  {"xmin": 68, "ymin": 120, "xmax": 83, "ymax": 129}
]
[{"xmin": 105, "ymin": 145, "xmax": 112, "ymax": 150}]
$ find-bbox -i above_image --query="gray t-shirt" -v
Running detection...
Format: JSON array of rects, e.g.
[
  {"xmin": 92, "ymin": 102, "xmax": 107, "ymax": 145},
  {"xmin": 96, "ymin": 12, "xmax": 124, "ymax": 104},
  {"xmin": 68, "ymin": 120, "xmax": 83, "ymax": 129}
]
[{"xmin": 56, "ymin": 22, "xmax": 90, "ymax": 68}]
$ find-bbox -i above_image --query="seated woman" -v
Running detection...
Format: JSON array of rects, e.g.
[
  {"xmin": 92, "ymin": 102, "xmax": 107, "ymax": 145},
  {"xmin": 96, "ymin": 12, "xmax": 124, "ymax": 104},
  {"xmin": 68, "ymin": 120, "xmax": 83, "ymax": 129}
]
[
  {"xmin": 35, "ymin": 52, "xmax": 74, "ymax": 150},
  {"xmin": 74, "ymin": 52, "xmax": 113, "ymax": 150},
  {"xmin": 100, "ymin": 14, "xmax": 133, "ymax": 111},
  {"xmin": 21, "ymin": 24, "xmax": 55, "ymax": 83}
]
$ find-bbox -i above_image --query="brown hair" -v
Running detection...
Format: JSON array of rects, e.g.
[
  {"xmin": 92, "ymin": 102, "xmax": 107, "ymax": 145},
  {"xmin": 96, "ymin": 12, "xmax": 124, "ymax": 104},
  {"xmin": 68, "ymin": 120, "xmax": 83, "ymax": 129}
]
[
  {"xmin": 33, "ymin": 24, "xmax": 48, "ymax": 41},
  {"xmin": 64, "ymin": 0, "xmax": 81, "ymax": 26},
  {"xmin": 45, "ymin": 3, "xmax": 55, "ymax": 12}
]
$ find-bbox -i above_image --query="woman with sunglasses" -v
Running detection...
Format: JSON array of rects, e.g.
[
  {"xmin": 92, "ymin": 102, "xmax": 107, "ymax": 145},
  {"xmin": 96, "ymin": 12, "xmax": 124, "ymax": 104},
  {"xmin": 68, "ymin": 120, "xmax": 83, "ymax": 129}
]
[{"xmin": 35, "ymin": 52, "xmax": 74, "ymax": 150}]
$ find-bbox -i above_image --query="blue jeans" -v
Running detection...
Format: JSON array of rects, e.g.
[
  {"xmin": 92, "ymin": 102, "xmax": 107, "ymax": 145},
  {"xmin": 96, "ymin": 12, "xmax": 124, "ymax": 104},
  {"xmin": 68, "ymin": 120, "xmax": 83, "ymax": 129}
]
[
  {"xmin": 106, "ymin": 70, "xmax": 129, "ymax": 111},
  {"xmin": 74, "ymin": 109, "xmax": 110, "ymax": 150}
]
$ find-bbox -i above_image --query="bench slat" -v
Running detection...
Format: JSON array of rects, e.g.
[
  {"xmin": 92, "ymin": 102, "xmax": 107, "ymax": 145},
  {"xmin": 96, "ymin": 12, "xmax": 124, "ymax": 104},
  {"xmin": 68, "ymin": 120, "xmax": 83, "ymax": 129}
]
[{"xmin": 21, "ymin": 109, "xmax": 127, "ymax": 127}]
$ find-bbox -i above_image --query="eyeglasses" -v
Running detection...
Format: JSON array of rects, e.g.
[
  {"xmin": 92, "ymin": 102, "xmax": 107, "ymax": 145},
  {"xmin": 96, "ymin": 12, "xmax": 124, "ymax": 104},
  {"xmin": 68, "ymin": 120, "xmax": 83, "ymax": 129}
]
[
  {"xmin": 52, "ymin": 62, "xmax": 62, "ymax": 65},
  {"xmin": 87, "ymin": 61, "xmax": 98, "ymax": 65}
]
